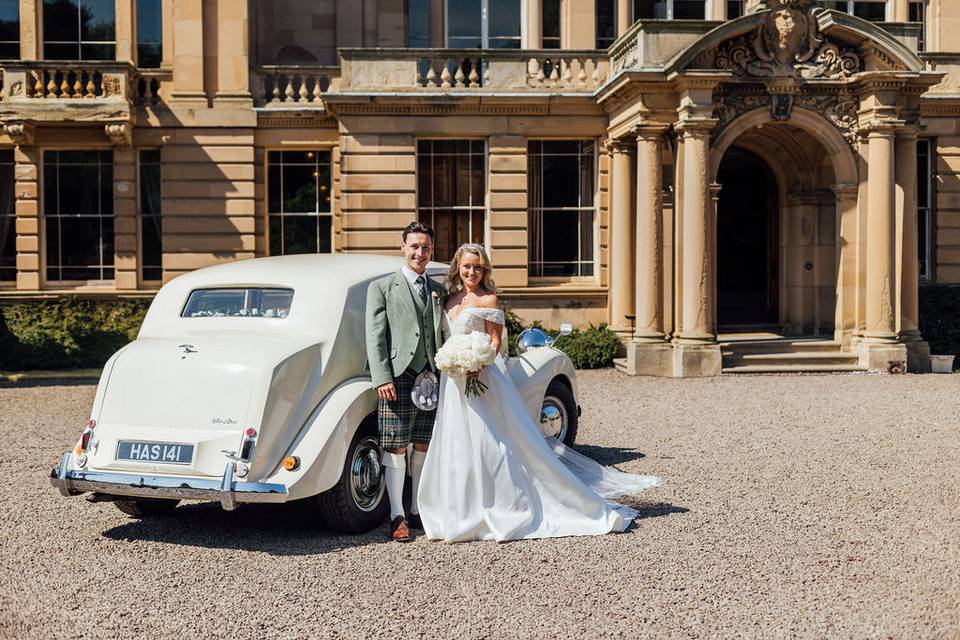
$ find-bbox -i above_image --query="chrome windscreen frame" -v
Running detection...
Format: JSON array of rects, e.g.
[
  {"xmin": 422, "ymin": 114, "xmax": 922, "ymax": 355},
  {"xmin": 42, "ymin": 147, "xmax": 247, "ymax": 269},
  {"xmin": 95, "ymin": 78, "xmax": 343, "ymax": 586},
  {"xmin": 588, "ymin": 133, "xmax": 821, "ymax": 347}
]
[{"xmin": 49, "ymin": 453, "xmax": 288, "ymax": 511}]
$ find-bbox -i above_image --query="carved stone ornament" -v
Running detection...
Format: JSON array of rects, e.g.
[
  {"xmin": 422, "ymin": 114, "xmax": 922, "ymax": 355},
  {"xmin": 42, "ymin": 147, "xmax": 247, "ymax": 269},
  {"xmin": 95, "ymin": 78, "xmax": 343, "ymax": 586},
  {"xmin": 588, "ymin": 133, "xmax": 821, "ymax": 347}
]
[
  {"xmin": 104, "ymin": 122, "xmax": 132, "ymax": 146},
  {"xmin": 694, "ymin": 0, "xmax": 862, "ymax": 79},
  {"xmin": 711, "ymin": 85, "xmax": 860, "ymax": 148},
  {"xmin": 794, "ymin": 93, "xmax": 860, "ymax": 146},
  {"xmin": 3, "ymin": 121, "xmax": 35, "ymax": 145}
]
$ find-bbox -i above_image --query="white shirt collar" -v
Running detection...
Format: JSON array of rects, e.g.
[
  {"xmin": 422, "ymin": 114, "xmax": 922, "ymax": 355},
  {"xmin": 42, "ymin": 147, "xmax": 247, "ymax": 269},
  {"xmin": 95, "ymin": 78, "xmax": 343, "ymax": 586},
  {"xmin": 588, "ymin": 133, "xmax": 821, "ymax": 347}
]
[{"xmin": 401, "ymin": 264, "xmax": 427, "ymax": 288}]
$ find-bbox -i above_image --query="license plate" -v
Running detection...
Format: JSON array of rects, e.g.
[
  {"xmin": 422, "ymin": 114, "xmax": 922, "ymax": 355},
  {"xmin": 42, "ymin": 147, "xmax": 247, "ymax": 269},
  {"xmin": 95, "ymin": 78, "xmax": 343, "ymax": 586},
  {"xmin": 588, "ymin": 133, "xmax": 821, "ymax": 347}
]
[{"xmin": 116, "ymin": 441, "xmax": 195, "ymax": 465}]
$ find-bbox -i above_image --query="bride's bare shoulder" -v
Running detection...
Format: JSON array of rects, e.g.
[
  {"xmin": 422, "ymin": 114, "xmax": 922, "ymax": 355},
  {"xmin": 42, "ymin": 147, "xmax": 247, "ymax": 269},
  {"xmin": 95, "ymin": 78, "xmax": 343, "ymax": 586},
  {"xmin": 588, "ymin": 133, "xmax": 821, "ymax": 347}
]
[{"xmin": 474, "ymin": 291, "xmax": 499, "ymax": 309}]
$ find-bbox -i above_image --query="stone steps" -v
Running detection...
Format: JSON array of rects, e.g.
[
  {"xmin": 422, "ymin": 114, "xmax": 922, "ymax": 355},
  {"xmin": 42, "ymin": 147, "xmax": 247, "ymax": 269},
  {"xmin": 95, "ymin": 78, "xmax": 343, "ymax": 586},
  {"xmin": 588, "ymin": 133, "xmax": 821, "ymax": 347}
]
[
  {"xmin": 720, "ymin": 336, "xmax": 867, "ymax": 374},
  {"xmin": 722, "ymin": 363, "xmax": 868, "ymax": 374},
  {"xmin": 613, "ymin": 337, "xmax": 869, "ymax": 375}
]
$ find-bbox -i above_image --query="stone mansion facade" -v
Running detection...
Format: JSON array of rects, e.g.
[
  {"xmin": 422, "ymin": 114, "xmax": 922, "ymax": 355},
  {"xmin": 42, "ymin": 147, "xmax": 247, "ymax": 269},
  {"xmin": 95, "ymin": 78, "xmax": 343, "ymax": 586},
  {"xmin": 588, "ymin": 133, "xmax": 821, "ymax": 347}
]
[{"xmin": 0, "ymin": 0, "xmax": 959, "ymax": 376}]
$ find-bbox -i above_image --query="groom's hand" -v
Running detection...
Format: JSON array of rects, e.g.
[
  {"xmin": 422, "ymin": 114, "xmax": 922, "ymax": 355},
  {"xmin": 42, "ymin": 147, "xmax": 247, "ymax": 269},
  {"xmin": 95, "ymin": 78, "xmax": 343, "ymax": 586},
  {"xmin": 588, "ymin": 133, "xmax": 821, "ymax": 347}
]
[{"xmin": 377, "ymin": 382, "xmax": 397, "ymax": 401}]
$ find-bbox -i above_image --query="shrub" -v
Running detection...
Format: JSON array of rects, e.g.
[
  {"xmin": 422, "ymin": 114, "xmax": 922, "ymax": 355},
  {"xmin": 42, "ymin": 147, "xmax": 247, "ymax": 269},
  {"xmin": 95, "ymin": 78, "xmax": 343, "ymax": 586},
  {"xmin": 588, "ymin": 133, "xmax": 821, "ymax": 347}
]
[
  {"xmin": 919, "ymin": 284, "xmax": 960, "ymax": 370},
  {"xmin": 503, "ymin": 307, "xmax": 525, "ymax": 357},
  {"xmin": 0, "ymin": 298, "xmax": 150, "ymax": 370},
  {"xmin": 551, "ymin": 323, "xmax": 621, "ymax": 369}
]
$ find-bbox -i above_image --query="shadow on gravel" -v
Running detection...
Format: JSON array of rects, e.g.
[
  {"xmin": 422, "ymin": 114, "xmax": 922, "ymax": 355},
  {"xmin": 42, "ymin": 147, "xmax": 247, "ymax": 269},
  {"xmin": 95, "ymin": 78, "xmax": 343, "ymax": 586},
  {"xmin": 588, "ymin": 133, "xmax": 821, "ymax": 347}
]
[
  {"xmin": 101, "ymin": 500, "xmax": 391, "ymax": 555},
  {"xmin": 571, "ymin": 444, "xmax": 646, "ymax": 466},
  {"xmin": 618, "ymin": 501, "xmax": 689, "ymax": 521}
]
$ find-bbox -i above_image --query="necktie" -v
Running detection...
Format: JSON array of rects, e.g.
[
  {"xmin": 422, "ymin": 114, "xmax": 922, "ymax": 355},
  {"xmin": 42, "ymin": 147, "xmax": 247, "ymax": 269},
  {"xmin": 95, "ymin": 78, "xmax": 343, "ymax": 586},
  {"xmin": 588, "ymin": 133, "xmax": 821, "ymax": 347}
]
[{"xmin": 415, "ymin": 275, "xmax": 428, "ymax": 306}]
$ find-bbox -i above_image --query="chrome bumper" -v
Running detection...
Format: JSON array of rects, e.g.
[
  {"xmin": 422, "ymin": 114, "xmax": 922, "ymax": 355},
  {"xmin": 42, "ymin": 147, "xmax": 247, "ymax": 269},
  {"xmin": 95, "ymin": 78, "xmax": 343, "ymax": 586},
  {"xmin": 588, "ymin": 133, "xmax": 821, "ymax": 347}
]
[{"xmin": 49, "ymin": 453, "xmax": 288, "ymax": 511}]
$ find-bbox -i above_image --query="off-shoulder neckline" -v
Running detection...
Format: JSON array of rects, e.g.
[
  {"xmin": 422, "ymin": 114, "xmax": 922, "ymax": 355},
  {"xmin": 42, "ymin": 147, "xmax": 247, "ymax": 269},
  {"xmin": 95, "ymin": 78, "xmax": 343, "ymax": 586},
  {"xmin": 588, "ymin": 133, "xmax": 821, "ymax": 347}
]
[{"xmin": 445, "ymin": 305, "xmax": 503, "ymax": 325}]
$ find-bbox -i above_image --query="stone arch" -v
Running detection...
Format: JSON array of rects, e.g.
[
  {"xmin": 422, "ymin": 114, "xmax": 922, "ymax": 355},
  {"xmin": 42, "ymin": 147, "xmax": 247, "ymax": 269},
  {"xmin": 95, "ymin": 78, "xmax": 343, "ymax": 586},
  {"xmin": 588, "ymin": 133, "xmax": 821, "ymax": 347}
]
[{"xmin": 709, "ymin": 107, "xmax": 857, "ymax": 186}]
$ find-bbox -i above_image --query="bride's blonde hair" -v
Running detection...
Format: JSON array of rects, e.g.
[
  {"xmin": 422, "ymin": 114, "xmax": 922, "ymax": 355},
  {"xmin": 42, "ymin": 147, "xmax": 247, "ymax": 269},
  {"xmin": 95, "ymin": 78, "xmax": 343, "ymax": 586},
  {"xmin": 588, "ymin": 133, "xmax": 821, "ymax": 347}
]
[{"xmin": 445, "ymin": 243, "xmax": 497, "ymax": 293}]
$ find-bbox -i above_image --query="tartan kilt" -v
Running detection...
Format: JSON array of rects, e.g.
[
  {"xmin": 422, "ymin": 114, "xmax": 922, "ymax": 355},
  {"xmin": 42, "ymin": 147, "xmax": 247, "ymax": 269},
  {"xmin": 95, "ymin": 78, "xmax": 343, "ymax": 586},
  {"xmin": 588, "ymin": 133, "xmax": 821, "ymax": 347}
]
[{"xmin": 378, "ymin": 369, "xmax": 436, "ymax": 449}]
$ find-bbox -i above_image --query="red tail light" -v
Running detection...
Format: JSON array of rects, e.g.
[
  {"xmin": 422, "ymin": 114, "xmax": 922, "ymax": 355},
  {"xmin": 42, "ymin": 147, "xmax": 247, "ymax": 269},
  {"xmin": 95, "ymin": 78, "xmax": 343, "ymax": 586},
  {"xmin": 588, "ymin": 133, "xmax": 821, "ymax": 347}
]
[{"xmin": 76, "ymin": 419, "xmax": 96, "ymax": 454}]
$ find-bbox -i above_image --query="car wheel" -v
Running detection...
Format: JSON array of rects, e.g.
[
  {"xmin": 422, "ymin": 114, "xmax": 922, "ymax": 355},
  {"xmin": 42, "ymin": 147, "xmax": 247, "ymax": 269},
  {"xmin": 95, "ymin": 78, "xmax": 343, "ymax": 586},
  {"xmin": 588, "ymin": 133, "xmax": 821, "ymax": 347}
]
[
  {"xmin": 317, "ymin": 418, "xmax": 389, "ymax": 534},
  {"xmin": 540, "ymin": 379, "xmax": 578, "ymax": 447},
  {"xmin": 113, "ymin": 498, "xmax": 181, "ymax": 517}
]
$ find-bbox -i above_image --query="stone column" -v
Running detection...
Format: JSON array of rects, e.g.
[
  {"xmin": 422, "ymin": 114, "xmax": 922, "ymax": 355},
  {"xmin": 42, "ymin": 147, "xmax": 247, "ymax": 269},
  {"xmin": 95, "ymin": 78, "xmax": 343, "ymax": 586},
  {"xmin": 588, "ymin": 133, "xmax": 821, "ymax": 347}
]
[
  {"xmin": 528, "ymin": 0, "xmax": 542, "ymax": 48},
  {"xmin": 892, "ymin": 0, "xmax": 909, "ymax": 22},
  {"xmin": 895, "ymin": 127, "xmax": 930, "ymax": 371},
  {"xmin": 832, "ymin": 183, "xmax": 859, "ymax": 349},
  {"xmin": 625, "ymin": 126, "xmax": 672, "ymax": 375},
  {"xmin": 18, "ymin": 0, "xmax": 40, "ymax": 59},
  {"xmin": 708, "ymin": 0, "xmax": 725, "ymax": 20},
  {"xmin": 170, "ymin": 0, "xmax": 207, "ymax": 106},
  {"xmin": 608, "ymin": 139, "xmax": 635, "ymax": 339},
  {"xmin": 633, "ymin": 127, "xmax": 665, "ymax": 342},
  {"xmin": 215, "ymin": 0, "xmax": 252, "ymax": 106},
  {"xmin": 617, "ymin": 0, "xmax": 630, "ymax": 36},
  {"xmin": 673, "ymin": 120, "xmax": 721, "ymax": 376},
  {"xmin": 116, "ymin": 0, "xmax": 136, "ymax": 63},
  {"xmin": 430, "ymin": 0, "xmax": 445, "ymax": 46},
  {"xmin": 860, "ymin": 125, "xmax": 907, "ymax": 371}
]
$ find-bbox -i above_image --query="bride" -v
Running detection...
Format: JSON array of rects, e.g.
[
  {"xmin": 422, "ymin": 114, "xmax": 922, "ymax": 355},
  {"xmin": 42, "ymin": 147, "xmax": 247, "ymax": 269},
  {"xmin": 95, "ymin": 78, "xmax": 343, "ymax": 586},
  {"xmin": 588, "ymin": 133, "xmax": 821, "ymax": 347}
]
[{"xmin": 417, "ymin": 243, "xmax": 659, "ymax": 542}]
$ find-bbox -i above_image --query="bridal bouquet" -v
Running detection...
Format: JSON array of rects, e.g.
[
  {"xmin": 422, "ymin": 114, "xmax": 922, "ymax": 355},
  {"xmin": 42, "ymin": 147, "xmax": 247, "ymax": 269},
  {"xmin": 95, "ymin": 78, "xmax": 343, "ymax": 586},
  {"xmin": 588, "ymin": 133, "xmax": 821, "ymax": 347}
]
[{"xmin": 434, "ymin": 331, "xmax": 497, "ymax": 397}]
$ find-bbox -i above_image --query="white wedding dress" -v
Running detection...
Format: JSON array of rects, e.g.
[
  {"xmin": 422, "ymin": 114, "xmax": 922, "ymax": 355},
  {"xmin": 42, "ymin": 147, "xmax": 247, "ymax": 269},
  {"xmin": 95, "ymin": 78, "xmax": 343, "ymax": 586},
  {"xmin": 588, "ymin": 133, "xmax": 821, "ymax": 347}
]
[{"xmin": 418, "ymin": 306, "xmax": 659, "ymax": 542}]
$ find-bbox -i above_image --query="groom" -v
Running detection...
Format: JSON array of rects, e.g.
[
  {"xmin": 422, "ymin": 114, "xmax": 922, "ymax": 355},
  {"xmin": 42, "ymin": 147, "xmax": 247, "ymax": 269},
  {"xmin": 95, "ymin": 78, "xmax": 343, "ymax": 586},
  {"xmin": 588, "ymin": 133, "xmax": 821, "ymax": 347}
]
[{"xmin": 365, "ymin": 221, "xmax": 445, "ymax": 542}]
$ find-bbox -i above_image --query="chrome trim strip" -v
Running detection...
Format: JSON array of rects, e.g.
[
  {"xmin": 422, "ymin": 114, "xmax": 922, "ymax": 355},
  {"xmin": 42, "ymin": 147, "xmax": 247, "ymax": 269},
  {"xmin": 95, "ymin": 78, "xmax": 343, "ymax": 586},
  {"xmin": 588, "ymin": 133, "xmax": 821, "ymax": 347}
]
[{"xmin": 49, "ymin": 454, "xmax": 288, "ymax": 508}]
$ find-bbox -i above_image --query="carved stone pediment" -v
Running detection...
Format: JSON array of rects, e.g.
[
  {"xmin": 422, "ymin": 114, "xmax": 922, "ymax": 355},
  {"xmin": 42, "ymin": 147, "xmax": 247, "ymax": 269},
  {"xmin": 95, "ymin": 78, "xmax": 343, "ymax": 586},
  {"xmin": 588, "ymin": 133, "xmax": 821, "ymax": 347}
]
[
  {"xmin": 711, "ymin": 82, "xmax": 860, "ymax": 148},
  {"xmin": 693, "ymin": 1, "xmax": 863, "ymax": 79}
]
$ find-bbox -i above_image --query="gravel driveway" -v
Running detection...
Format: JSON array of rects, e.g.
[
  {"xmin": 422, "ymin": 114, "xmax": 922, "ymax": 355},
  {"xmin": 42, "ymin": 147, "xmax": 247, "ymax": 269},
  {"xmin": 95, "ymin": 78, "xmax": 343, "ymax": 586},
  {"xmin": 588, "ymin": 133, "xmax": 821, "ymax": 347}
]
[{"xmin": 2, "ymin": 371, "xmax": 958, "ymax": 639}]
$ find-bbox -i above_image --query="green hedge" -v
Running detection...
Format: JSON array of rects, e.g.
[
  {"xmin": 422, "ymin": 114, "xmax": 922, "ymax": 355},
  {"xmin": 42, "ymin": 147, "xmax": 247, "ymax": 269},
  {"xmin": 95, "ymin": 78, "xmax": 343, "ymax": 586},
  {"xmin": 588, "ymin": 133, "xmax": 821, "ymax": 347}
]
[
  {"xmin": 551, "ymin": 324, "xmax": 622, "ymax": 369},
  {"xmin": 0, "ymin": 299, "xmax": 150, "ymax": 370},
  {"xmin": 504, "ymin": 306, "xmax": 620, "ymax": 368},
  {"xmin": 919, "ymin": 284, "xmax": 960, "ymax": 370}
]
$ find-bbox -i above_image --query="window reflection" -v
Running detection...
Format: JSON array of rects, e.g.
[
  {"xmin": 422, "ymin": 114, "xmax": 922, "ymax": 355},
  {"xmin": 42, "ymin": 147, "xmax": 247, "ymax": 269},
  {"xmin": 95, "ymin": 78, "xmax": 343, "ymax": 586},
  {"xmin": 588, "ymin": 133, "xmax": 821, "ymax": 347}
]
[
  {"xmin": 0, "ymin": 0, "xmax": 18, "ymax": 59},
  {"xmin": 137, "ymin": 0, "xmax": 162, "ymax": 67},
  {"xmin": 43, "ymin": 0, "xmax": 116, "ymax": 60},
  {"xmin": 528, "ymin": 141, "xmax": 595, "ymax": 277},
  {"xmin": 139, "ymin": 149, "xmax": 162, "ymax": 281},
  {"xmin": 44, "ymin": 150, "xmax": 115, "ymax": 281},
  {"xmin": 267, "ymin": 150, "xmax": 333, "ymax": 256},
  {"xmin": 446, "ymin": 0, "xmax": 519, "ymax": 48},
  {"xmin": 596, "ymin": 0, "xmax": 616, "ymax": 49},
  {"xmin": 0, "ymin": 150, "xmax": 13, "ymax": 281},
  {"xmin": 417, "ymin": 140, "xmax": 486, "ymax": 263}
]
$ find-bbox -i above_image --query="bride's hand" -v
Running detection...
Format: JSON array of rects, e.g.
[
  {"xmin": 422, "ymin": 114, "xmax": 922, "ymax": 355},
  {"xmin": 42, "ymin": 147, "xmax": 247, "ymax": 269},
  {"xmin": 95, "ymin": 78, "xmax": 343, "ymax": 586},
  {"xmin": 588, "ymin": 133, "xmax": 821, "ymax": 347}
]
[{"xmin": 467, "ymin": 367, "xmax": 484, "ymax": 379}]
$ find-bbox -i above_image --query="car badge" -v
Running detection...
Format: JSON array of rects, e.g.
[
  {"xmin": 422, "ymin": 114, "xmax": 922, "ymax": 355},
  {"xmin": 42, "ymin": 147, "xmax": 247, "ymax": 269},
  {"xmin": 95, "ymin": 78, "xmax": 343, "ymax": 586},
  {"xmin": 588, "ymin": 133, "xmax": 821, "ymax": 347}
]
[
  {"xmin": 179, "ymin": 344, "xmax": 198, "ymax": 359},
  {"xmin": 411, "ymin": 371, "xmax": 439, "ymax": 411}
]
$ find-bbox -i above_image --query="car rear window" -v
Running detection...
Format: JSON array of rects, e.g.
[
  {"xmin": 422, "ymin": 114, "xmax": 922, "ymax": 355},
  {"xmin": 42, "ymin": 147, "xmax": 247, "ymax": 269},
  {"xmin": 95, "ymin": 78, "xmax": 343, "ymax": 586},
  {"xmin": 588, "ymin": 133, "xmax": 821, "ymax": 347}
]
[{"xmin": 181, "ymin": 288, "xmax": 294, "ymax": 318}]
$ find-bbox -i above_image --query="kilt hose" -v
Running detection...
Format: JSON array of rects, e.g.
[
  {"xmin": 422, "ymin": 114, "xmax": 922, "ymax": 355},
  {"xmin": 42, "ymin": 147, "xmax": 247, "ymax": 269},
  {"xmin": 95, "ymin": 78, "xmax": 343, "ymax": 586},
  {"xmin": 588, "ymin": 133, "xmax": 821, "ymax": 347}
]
[{"xmin": 378, "ymin": 368, "xmax": 437, "ymax": 449}]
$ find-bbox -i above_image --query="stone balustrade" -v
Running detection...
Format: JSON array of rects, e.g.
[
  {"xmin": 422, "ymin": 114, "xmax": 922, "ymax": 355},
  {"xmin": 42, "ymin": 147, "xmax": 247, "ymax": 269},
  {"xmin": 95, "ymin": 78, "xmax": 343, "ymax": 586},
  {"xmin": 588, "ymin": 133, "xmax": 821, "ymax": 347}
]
[
  {"xmin": 134, "ymin": 69, "xmax": 170, "ymax": 106},
  {"xmin": 526, "ymin": 55, "xmax": 608, "ymax": 89},
  {"xmin": 0, "ymin": 62, "xmax": 134, "ymax": 101},
  {"xmin": 333, "ymin": 49, "xmax": 609, "ymax": 94},
  {"xmin": 255, "ymin": 66, "xmax": 341, "ymax": 106}
]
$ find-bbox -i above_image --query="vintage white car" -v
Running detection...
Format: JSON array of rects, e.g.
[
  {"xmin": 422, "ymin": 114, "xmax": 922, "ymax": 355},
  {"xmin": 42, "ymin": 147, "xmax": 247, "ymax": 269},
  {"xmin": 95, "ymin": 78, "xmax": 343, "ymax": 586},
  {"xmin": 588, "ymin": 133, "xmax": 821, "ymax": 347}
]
[{"xmin": 50, "ymin": 254, "xmax": 580, "ymax": 533}]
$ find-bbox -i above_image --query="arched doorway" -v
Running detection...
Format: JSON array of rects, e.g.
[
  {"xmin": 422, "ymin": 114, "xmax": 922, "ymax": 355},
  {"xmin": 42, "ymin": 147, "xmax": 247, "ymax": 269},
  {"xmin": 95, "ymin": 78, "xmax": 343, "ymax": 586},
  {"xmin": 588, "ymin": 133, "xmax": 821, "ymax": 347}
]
[{"xmin": 717, "ymin": 147, "xmax": 778, "ymax": 326}]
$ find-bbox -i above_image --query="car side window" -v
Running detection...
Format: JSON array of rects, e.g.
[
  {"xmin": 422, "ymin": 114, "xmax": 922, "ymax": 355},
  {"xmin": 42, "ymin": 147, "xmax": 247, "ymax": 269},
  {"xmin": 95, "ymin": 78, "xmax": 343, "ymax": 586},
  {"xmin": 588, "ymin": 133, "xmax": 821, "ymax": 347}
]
[{"xmin": 181, "ymin": 287, "xmax": 294, "ymax": 318}]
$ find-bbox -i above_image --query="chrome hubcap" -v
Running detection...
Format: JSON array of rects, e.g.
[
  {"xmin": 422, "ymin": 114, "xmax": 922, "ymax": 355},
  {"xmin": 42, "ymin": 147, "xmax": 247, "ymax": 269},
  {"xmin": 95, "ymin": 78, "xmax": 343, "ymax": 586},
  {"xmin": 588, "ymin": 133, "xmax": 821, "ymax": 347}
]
[
  {"xmin": 350, "ymin": 436, "xmax": 384, "ymax": 512},
  {"xmin": 539, "ymin": 396, "xmax": 568, "ymax": 442}
]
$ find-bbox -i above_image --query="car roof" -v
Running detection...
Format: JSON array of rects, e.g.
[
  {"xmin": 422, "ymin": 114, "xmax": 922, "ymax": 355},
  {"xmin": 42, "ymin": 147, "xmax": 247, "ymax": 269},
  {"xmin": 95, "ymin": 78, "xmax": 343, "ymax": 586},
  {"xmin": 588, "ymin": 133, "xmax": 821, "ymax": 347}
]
[{"xmin": 167, "ymin": 253, "xmax": 449, "ymax": 290}]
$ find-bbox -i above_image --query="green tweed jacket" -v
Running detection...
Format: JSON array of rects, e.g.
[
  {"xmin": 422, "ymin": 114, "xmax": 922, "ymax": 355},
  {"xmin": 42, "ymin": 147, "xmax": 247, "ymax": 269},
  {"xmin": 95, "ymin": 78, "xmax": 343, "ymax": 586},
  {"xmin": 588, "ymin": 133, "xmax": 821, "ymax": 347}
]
[{"xmin": 365, "ymin": 270, "xmax": 446, "ymax": 389}]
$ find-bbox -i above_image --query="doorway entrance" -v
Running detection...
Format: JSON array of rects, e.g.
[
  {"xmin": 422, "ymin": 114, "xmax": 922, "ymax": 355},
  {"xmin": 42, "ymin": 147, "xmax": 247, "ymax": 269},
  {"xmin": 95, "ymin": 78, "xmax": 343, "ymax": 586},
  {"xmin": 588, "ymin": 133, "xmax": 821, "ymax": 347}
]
[{"xmin": 716, "ymin": 147, "xmax": 779, "ymax": 326}]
